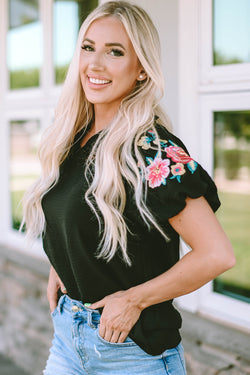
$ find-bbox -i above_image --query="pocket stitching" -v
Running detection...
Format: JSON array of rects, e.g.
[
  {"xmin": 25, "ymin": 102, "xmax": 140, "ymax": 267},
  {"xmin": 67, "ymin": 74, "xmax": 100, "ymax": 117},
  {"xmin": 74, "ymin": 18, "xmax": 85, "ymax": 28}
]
[
  {"xmin": 51, "ymin": 306, "xmax": 59, "ymax": 318},
  {"xmin": 176, "ymin": 344, "xmax": 186, "ymax": 373},
  {"xmin": 95, "ymin": 328, "xmax": 137, "ymax": 347}
]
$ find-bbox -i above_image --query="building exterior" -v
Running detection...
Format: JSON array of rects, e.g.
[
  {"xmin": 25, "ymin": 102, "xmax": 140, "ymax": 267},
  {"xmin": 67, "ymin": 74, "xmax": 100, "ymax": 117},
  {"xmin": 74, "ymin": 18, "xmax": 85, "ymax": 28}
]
[{"xmin": 0, "ymin": 0, "xmax": 250, "ymax": 371}]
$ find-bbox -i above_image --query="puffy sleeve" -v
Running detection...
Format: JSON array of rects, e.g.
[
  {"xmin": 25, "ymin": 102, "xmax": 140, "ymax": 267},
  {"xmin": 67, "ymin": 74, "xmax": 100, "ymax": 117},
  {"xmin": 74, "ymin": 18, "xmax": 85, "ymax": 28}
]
[{"xmin": 137, "ymin": 125, "xmax": 220, "ymax": 223}]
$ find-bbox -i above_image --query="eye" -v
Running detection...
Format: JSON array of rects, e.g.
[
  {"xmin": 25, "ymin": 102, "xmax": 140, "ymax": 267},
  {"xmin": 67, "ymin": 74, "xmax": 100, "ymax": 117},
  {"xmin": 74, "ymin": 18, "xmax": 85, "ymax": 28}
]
[
  {"xmin": 109, "ymin": 48, "xmax": 124, "ymax": 57},
  {"xmin": 81, "ymin": 44, "xmax": 94, "ymax": 52}
]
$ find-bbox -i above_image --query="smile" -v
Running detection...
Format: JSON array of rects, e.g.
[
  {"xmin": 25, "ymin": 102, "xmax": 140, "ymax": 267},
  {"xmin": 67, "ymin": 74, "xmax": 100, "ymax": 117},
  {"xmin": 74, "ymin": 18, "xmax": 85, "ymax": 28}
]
[{"xmin": 88, "ymin": 77, "xmax": 112, "ymax": 85}]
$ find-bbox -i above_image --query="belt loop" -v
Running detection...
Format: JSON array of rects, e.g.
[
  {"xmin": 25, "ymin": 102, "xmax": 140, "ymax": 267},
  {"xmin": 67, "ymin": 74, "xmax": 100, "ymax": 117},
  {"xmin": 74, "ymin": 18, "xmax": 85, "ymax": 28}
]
[
  {"xmin": 87, "ymin": 310, "xmax": 95, "ymax": 328},
  {"xmin": 58, "ymin": 294, "xmax": 66, "ymax": 314}
]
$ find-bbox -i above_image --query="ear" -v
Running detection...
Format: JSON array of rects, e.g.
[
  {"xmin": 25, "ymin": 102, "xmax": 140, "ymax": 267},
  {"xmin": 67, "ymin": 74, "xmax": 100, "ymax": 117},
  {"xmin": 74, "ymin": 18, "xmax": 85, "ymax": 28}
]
[{"xmin": 137, "ymin": 70, "xmax": 147, "ymax": 81}]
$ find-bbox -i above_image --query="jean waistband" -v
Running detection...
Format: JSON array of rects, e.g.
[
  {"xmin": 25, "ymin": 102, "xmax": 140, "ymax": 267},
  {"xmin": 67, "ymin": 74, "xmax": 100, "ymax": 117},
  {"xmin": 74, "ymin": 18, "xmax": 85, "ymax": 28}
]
[{"xmin": 56, "ymin": 294, "xmax": 101, "ymax": 327}]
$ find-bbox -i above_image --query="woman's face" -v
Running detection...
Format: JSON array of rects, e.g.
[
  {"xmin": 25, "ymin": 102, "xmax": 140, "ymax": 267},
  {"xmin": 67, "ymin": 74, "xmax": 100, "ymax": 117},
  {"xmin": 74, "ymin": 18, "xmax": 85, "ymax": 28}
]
[{"xmin": 79, "ymin": 16, "xmax": 144, "ymax": 114}]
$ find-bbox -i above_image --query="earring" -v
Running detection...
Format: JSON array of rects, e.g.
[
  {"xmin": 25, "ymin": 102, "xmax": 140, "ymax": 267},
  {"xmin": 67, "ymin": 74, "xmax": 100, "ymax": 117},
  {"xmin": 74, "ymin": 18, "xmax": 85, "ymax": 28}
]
[{"xmin": 139, "ymin": 74, "xmax": 144, "ymax": 79}]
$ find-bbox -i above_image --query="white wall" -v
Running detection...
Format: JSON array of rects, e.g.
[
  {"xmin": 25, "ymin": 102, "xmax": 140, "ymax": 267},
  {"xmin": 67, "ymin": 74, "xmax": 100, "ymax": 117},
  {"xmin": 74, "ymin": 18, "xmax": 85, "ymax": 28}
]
[
  {"xmin": 177, "ymin": 0, "xmax": 199, "ymax": 157},
  {"xmin": 134, "ymin": 0, "xmax": 179, "ymax": 130}
]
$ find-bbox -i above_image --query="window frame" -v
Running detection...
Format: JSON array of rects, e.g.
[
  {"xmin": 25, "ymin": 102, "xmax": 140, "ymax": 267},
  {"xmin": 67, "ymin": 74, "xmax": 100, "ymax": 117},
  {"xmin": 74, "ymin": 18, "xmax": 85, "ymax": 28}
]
[
  {"xmin": 200, "ymin": 92, "xmax": 250, "ymax": 327},
  {"xmin": 176, "ymin": 0, "xmax": 250, "ymax": 329},
  {"xmin": 199, "ymin": 0, "xmax": 250, "ymax": 93},
  {"xmin": 177, "ymin": 91, "xmax": 250, "ymax": 329},
  {"xmin": 0, "ymin": 0, "xmax": 99, "ymax": 259},
  {"xmin": 1, "ymin": 110, "xmax": 48, "ymax": 259},
  {"xmin": 1, "ymin": 0, "xmax": 62, "ymax": 258},
  {"xmin": 7, "ymin": 0, "xmax": 45, "ymax": 92}
]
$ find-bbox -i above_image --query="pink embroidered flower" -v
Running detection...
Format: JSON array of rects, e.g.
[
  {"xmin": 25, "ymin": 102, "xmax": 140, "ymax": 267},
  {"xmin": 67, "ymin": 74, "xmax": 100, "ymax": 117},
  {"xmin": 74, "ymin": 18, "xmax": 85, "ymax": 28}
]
[
  {"xmin": 165, "ymin": 146, "xmax": 192, "ymax": 164},
  {"xmin": 171, "ymin": 163, "xmax": 186, "ymax": 176},
  {"xmin": 146, "ymin": 157, "xmax": 170, "ymax": 188}
]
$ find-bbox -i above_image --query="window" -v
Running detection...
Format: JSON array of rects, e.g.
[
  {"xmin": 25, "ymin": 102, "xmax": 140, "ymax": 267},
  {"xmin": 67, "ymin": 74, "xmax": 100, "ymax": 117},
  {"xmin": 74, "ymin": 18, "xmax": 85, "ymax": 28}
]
[
  {"xmin": 200, "ymin": 0, "xmax": 250, "ymax": 90},
  {"xmin": 213, "ymin": 111, "xmax": 250, "ymax": 302},
  {"xmin": 213, "ymin": 0, "xmax": 250, "ymax": 65},
  {"xmin": 53, "ymin": 0, "xmax": 98, "ymax": 84},
  {"xmin": 10, "ymin": 119, "xmax": 41, "ymax": 230},
  {"xmin": 170, "ymin": 0, "xmax": 250, "ymax": 329},
  {"xmin": 7, "ymin": 0, "xmax": 42, "ymax": 89}
]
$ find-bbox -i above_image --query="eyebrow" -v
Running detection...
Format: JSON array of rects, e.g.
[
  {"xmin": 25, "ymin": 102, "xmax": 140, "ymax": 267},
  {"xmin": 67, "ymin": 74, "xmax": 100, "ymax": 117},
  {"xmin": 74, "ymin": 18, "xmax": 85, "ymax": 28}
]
[{"xmin": 82, "ymin": 38, "xmax": 126, "ymax": 50}]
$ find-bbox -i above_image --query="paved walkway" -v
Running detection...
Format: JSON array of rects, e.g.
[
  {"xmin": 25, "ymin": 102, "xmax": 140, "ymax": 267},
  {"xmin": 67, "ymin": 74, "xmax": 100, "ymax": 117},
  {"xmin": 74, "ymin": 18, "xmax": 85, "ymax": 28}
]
[{"xmin": 0, "ymin": 354, "xmax": 29, "ymax": 375}]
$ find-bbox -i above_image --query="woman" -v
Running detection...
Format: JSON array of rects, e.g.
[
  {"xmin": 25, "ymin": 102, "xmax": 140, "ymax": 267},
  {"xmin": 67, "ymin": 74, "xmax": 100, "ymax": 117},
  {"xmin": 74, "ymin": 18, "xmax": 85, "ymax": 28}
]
[{"xmin": 22, "ymin": 1, "xmax": 235, "ymax": 374}]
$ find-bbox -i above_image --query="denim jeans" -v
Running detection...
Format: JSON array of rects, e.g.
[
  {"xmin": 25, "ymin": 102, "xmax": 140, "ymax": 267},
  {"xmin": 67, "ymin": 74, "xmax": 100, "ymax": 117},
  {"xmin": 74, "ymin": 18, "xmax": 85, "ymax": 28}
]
[{"xmin": 43, "ymin": 295, "xmax": 187, "ymax": 375}]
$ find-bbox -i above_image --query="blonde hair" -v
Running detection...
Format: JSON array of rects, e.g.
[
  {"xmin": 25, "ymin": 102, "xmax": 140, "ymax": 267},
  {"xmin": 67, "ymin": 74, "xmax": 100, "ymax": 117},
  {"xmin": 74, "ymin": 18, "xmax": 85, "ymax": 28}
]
[{"xmin": 22, "ymin": 1, "xmax": 171, "ymax": 265}]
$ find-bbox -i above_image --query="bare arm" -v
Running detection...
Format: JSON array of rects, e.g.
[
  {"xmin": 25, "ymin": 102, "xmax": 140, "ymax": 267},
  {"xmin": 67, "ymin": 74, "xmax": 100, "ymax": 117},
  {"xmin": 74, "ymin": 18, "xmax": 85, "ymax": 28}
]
[
  {"xmin": 128, "ymin": 196, "xmax": 235, "ymax": 308},
  {"xmin": 47, "ymin": 266, "xmax": 67, "ymax": 313},
  {"xmin": 90, "ymin": 197, "xmax": 235, "ymax": 342}
]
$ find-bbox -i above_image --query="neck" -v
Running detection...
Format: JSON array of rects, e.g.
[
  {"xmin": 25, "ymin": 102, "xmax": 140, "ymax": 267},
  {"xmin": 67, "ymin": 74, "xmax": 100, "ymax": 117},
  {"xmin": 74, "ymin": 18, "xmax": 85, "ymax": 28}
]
[{"xmin": 92, "ymin": 103, "xmax": 119, "ymax": 133}]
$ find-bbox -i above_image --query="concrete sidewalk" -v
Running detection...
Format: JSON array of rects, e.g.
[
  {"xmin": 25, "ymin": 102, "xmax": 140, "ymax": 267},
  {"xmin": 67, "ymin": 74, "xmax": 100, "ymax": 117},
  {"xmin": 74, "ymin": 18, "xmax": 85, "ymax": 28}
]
[{"xmin": 0, "ymin": 354, "xmax": 30, "ymax": 375}]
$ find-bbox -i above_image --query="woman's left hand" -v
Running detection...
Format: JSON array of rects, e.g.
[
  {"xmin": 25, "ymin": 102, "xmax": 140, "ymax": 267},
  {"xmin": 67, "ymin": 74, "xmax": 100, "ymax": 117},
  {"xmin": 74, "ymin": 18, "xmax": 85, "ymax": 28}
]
[{"xmin": 90, "ymin": 290, "xmax": 142, "ymax": 343}]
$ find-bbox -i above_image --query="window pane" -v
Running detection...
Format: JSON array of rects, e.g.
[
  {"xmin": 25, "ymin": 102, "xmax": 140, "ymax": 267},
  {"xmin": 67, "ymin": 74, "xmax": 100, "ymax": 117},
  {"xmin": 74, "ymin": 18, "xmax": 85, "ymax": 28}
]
[
  {"xmin": 53, "ymin": 0, "xmax": 98, "ymax": 84},
  {"xmin": 213, "ymin": 0, "xmax": 250, "ymax": 65},
  {"xmin": 214, "ymin": 111, "xmax": 250, "ymax": 302},
  {"xmin": 7, "ymin": 0, "xmax": 42, "ymax": 89},
  {"xmin": 10, "ymin": 120, "xmax": 41, "ymax": 230}
]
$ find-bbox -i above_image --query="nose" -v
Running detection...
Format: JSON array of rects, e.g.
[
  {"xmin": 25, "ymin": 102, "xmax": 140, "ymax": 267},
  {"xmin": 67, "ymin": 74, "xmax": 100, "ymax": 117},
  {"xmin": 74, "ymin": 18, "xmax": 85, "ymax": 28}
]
[{"xmin": 88, "ymin": 51, "xmax": 105, "ymax": 71}]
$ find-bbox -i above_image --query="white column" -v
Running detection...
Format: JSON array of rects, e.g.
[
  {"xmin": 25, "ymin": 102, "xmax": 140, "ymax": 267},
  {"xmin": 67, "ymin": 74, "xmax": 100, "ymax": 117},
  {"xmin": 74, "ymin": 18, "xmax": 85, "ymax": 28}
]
[
  {"xmin": 177, "ymin": 0, "xmax": 200, "ymax": 158},
  {"xmin": 0, "ymin": 0, "xmax": 11, "ymax": 240},
  {"xmin": 40, "ymin": 0, "xmax": 54, "ymax": 96}
]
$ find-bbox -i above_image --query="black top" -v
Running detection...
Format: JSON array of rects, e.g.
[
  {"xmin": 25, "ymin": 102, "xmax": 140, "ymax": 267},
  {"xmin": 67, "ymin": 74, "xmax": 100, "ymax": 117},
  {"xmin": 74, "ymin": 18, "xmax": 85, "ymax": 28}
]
[{"xmin": 42, "ymin": 122, "xmax": 220, "ymax": 355}]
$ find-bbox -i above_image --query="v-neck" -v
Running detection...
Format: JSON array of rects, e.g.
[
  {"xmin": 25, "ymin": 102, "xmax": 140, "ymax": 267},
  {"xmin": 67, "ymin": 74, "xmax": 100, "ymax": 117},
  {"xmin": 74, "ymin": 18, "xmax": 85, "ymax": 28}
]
[
  {"xmin": 75, "ymin": 125, "xmax": 104, "ymax": 151},
  {"xmin": 79, "ymin": 131, "xmax": 100, "ymax": 150}
]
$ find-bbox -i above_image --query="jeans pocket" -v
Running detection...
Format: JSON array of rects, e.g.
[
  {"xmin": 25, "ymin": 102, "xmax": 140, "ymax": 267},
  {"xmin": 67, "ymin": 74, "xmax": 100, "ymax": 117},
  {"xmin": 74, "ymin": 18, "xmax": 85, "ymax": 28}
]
[
  {"xmin": 95, "ymin": 326, "xmax": 137, "ymax": 347},
  {"xmin": 51, "ymin": 306, "xmax": 59, "ymax": 318},
  {"xmin": 175, "ymin": 343, "xmax": 186, "ymax": 373},
  {"xmin": 162, "ymin": 343, "xmax": 187, "ymax": 375}
]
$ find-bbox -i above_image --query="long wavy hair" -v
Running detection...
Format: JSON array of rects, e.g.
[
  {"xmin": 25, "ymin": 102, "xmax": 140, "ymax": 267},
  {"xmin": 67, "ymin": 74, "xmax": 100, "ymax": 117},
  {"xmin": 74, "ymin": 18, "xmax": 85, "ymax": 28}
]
[{"xmin": 22, "ymin": 1, "xmax": 172, "ymax": 265}]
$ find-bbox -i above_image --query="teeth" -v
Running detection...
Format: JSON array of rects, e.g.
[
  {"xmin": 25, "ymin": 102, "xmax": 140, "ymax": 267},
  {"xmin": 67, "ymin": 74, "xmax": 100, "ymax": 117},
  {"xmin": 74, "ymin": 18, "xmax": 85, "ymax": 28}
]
[{"xmin": 89, "ymin": 77, "xmax": 111, "ymax": 84}]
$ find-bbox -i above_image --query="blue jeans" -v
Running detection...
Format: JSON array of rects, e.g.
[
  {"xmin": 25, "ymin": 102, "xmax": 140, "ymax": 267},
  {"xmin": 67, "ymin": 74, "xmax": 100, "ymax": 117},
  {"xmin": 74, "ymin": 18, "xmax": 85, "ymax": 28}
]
[{"xmin": 43, "ymin": 295, "xmax": 187, "ymax": 375}]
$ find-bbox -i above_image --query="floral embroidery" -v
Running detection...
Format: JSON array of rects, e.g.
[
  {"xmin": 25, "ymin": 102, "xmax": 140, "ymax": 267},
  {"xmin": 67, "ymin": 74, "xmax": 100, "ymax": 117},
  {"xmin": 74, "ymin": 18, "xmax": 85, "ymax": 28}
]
[
  {"xmin": 138, "ymin": 130, "xmax": 168, "ymax": 147},
  {"xmin": 137, "ymin": 136, "xmax": 153, "ymax": 150},
  {"xmin": 165, "ymin": 146, "xmax": 192, "ymax": 164},
  {"xmin": 147, "ymin": 130, "xmax": 156, "ymax": 139},
  {"xmin": 145, "ymin": 156, "xmax": 170, "ymax": 188},
  {"xmin": 137, "ymin": 128, "xmax": 199, "ymax": 188},
  {"xmin": 187, "ymin": 159, "xmax": 198, "ymax": 174},
  {"xmin": 170, "ymin": 163, "xmax": 186, "ymax": 182}
]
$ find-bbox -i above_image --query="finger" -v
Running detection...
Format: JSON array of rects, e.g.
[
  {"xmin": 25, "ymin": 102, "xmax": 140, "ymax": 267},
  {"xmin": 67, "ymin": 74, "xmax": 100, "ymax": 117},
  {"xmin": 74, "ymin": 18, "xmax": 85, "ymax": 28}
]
[
  {"xmin": 117, "ymin": 331, "xmax": 129, "ymax": 343},
  {"xmin": 60, "ymin": 285, "xmax": 67, "ymax": 293},
  {"xmin": 103, "ymin": 329, "xmax": 113, "ymax": 342},
  {"xmin": 110, "ymin": 330, "xmax": 121, "ymax": 343},
  {"xmin": 90, "ymin": 299, "xmax": 105, "ymax": 310},
  {"xmin": 98, "ymin": 324, "xmax": 106, "ymax": 339}
]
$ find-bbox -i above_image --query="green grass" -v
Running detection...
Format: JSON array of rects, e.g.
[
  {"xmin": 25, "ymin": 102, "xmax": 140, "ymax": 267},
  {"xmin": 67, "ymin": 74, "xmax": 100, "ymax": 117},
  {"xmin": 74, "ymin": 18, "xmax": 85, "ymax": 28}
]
[
  {"xmin": 216, "ymin": 191, "xmax": 250, "ymax": 295},
  {"xmin": 10, "ymin": 68, "xmax": 39, "ymax": 89}
]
